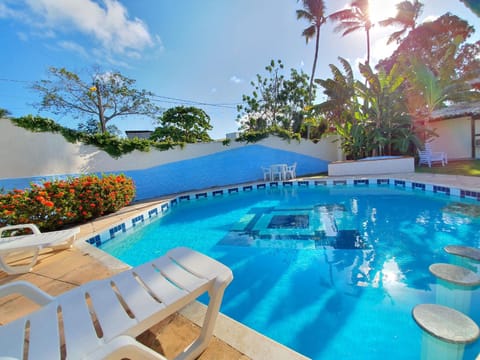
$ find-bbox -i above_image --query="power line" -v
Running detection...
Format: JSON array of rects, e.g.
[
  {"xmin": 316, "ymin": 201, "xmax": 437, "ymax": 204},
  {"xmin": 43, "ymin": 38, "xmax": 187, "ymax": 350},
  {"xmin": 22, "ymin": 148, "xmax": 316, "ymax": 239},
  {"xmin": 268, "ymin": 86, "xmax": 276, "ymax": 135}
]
[
  {"xmin": 149, "ymin": 94, "xmax": 239, "ymax": 109},
  {"xmin": 0, "ymin": 78, "xmax": 30, "ymax": 84},
  {"xmin": 0, "ymin": 77, "xmax": 241, "ymax": 110}
]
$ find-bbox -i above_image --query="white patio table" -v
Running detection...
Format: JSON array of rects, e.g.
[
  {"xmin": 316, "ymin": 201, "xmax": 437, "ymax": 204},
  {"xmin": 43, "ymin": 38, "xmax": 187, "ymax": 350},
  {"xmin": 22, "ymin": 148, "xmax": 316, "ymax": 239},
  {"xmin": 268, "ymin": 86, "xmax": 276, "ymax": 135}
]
[{"xmin": 270, "ymin": 164, "xmax": 287, "ymax": 181}]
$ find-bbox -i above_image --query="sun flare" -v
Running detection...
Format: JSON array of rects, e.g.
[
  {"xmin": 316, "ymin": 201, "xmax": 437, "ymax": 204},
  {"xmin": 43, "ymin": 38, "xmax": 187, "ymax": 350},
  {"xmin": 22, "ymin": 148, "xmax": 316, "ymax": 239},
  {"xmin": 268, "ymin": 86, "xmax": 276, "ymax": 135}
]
[{"xmin": 368, "ymin": 0, "xmax": 398, "ymax": 24}]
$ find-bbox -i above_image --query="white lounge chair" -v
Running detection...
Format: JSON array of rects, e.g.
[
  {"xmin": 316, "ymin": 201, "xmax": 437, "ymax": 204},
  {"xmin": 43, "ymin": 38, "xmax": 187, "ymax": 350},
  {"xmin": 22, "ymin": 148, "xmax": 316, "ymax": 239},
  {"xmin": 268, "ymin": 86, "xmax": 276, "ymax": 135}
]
[
  {"xmin": 417, "ymin": 143, "xmax": 448, "ymax": 167},
  {"xmin": 0, "ymin": 247, "xmax": 233, "ymax": 360},
  {"xmin": 0, "ymin": 224, "xmax": 80, "ymax": 274}
]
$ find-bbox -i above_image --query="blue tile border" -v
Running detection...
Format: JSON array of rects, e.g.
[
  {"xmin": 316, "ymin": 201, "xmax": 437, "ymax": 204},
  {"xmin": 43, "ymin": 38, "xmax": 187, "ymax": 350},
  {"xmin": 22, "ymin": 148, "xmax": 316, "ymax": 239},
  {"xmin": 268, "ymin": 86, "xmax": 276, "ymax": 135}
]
[
  {"xmin": 132, "ymin": 215, "xmax": 144, "ymax": 227},
  {"xmin": 412, "ymin": 182, "xmax": 426, "ymax": 191},
  {"xmin": 195, "ymin": 192, "xmax": 207, "ymax": 199},
  {"xmin": 179, "ymin": 195, "xmax": 190, "ymax": 202},
  {"xmin": 85, "ymin": 177, "xmax": 480, "ymax": 249},
  {"xmin": 354, "ymin": 179, "xmax": 369, "ymax": 186},
  {"xmin": 148, "ymin": 208, "xmax": 158, "ymax": 218}
]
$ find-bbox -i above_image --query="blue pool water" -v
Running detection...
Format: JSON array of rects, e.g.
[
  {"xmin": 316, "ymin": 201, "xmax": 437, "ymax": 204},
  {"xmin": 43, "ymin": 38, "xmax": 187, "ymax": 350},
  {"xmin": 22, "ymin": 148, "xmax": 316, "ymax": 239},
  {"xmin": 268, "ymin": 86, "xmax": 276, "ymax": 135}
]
[{"xmin": 100, "ymin": 186, "xmax": 480, "ymax": 359}]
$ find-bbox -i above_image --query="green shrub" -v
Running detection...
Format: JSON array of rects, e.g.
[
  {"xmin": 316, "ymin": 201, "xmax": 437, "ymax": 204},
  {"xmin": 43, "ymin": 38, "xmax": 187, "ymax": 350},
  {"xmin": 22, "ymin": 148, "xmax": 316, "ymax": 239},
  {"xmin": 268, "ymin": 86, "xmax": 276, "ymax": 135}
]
[{"xmin": 0, "ymin": 174, "xmax": 135, "ymax": 231}]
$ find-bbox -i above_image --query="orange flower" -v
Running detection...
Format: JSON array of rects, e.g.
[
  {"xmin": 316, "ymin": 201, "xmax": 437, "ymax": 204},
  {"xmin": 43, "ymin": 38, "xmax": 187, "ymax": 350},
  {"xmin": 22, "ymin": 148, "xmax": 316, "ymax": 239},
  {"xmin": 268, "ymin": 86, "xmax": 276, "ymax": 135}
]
[{"xmin": 43, "ymin": 201, "xmax": 54, "ymax": 207}]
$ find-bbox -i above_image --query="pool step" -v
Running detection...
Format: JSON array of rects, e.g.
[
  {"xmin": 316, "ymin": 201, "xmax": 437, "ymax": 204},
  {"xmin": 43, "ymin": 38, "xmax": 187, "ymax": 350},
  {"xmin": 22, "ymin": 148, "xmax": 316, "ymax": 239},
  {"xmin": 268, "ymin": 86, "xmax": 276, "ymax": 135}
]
[{"xmin": 231, "ymin": 214, "xmax": 256, "ymax": 231}]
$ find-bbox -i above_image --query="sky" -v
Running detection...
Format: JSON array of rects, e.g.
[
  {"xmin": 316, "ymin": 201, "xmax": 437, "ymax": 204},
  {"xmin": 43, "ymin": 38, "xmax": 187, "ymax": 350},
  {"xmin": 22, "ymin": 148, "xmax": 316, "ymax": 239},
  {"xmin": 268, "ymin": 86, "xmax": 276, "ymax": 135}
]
[{"xmin": 0, "ymin": 0, "xmax": 479, "ymax": 139}]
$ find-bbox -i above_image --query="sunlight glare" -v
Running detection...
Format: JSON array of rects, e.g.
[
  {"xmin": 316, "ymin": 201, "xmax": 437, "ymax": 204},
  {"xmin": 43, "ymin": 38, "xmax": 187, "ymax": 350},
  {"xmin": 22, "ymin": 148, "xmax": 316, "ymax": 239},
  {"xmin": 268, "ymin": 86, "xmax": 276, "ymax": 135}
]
[{"xmin": 368, "ymin": 0, "xmax": 398, "ymax": 25}]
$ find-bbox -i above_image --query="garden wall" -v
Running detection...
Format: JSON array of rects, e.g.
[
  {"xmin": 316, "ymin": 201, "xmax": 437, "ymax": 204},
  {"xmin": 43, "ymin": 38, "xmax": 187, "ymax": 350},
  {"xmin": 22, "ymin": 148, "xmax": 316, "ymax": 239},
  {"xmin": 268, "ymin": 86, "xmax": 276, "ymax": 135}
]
[{"xmin": 0, "ymin": 119, "xmax": 341, "ymax": 200}]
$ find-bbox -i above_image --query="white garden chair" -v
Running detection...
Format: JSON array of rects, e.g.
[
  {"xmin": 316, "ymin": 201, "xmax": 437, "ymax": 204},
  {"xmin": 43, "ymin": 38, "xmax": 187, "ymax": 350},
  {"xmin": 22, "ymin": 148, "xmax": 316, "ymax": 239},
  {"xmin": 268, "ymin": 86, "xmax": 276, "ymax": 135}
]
[{"xmin": 417, "ymin": 143, "xmax": 448, "ymax": 167}]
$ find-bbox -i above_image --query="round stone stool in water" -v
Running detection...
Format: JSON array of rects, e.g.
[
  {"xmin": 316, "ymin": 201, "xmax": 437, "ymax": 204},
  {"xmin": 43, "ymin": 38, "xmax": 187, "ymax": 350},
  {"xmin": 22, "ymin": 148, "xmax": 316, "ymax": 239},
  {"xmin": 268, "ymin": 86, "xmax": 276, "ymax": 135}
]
[
  {"xmin": 429, "ymin": 263, "xmax": 480, "ymax": 314},
  {"xmin": 412, "ymin": 303, "xmax": 479, "ymax": 360}
]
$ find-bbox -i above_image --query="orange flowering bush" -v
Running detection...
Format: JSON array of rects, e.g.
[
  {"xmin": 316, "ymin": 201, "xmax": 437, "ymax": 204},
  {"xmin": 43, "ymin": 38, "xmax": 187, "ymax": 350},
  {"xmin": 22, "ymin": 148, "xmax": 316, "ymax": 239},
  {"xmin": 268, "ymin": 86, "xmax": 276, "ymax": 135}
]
[{"xmin": 0, "ymin": 174, "xmax": 135, "ymax": 231}]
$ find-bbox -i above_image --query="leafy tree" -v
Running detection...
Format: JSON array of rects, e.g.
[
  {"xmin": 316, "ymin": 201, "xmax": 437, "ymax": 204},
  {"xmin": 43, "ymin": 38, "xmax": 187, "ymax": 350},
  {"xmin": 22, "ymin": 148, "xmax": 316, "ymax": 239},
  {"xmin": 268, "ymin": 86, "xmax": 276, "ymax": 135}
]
[
  {"xmin": 314, "ymin": 57, "xmax": 367, "ymax": 158},
  {"xmin": 296, "ymin": 0, "xmax": 327, "ymax": 100},
  {"xmin": 33, "ymin": 67, "xmax": 161, "ymax": 134},
  {"xmin": 357, "ymin": 62, "xmax": 421, "ymax": 155},
  {"xmin": 378, "ymin": 13, "xmax": 480, "ymax": 80},
  {"xmin": 379, "ymin": 0, "xmax": 423, "ymax": 45},
  {"xmin": 237, "ymin": 60, "xmax": 312, "ymax": 137},
  {"xmin": 0, "ymin": 108, "xmax": 11, "ymax": 118},
  {"xmin": 459, "ymin": 0, "xmax": 480, "ymax": 17},
  {"xmin": 237, "ymin": 60, "xmax": 286, "ymax": 131},
  {"xmin": 150, "ymin": 106, "xmax": 213, "ymax": 143},
  {"xmin": 315, "ymin": 57, "xmax": 422, "ymax": 158},
  {"xmin": 329, "ymin": 0, "xmax": 373, "ymax": 66},
  {"xmin": 77, "ymin": 118, "xmax": 122, "ymax": 136},
  {"xmin": 314, "ymin": 57, "xmax": 358, "ymax": 127}
]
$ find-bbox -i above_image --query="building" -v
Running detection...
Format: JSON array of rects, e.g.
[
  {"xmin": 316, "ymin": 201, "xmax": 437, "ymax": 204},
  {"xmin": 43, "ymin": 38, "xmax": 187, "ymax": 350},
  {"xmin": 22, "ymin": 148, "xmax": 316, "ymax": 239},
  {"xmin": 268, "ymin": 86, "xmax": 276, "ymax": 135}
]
[
  {"xmin": 125, "ymin": 130, "xmax": 153, "ymax": 139},
  {"xmin": 429, "ymin": 102, "xmax": 480, "ymax": 159}
]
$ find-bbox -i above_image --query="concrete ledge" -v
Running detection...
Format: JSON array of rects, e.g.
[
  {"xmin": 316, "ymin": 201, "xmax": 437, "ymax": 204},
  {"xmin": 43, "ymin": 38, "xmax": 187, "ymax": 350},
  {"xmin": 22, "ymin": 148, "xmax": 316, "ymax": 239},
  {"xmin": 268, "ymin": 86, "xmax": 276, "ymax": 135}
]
[
  {"xmin": 181, "ymin": 302, "xmax": 311, "ymax": 360},
  {"xmin": 328, "ymin": 156, "xmax": 415, "ymax": 176}
]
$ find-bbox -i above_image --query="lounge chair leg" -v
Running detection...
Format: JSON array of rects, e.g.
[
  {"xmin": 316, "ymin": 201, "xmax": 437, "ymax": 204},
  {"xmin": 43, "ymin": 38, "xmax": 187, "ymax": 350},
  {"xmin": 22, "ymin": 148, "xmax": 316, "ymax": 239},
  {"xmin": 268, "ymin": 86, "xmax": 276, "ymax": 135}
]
[
  {"xmin": 174, "ymin": 281, "xmax": 229, "ymax": 360},
  {"xmin": 0, "ymin": 248, "xmax": 40, "ymax": 274}
]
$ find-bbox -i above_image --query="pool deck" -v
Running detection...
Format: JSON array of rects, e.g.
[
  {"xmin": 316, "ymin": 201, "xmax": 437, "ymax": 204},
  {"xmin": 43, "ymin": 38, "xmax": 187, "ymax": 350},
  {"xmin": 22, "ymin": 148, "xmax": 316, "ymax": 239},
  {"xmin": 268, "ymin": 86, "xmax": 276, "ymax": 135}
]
[{"xmin": 1, "ymin": 172, "xmax": 479, "ymax": 359}]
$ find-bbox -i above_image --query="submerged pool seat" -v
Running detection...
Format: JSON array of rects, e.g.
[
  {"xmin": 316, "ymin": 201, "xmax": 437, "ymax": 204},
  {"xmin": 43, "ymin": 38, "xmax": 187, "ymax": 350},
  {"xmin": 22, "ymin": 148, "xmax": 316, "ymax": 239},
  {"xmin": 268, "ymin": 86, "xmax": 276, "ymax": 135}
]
[
  {"xmin": 0, "ymin": 247, "xmax": 233, "ymax": 360},
  {"xmin": 0, "ymin": 223, "xmax": 80, "ymax": 274}
]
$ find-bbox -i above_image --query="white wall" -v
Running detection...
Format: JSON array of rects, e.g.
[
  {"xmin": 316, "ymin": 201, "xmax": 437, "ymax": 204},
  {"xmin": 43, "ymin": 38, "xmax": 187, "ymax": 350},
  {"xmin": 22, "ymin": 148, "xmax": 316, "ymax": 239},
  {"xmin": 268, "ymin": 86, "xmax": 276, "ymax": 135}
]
[
  {"xmin": 430, "ymin": 117, "xmax": 472, "ymax": 159},
  {"xmin": 0, "ymin": 119, "xmax": 340, "ymax": 179}
]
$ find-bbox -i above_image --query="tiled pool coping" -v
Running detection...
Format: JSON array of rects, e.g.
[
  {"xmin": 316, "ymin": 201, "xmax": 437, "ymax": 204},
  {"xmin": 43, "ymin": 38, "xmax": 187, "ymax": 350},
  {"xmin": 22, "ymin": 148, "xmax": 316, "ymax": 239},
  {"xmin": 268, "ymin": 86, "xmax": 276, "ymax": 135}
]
[{"xmin": 82, "ymin": 176, "xmax": 480, "ymax": 249}]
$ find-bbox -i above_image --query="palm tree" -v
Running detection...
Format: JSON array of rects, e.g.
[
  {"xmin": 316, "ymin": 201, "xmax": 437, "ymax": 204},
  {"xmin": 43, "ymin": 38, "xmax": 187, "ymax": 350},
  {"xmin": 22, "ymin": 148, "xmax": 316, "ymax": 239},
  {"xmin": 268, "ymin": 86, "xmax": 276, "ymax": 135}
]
[
  {"xmin": 296, "ymin": 0, "xmax": 327, "ymax": 102},
  {"xmin": 379, "ymin": 0, "xmax": 423, "ymax": 45},
  {"xmin": 329, "ymin": 0, "xmax": 372, "ymax": 66}
]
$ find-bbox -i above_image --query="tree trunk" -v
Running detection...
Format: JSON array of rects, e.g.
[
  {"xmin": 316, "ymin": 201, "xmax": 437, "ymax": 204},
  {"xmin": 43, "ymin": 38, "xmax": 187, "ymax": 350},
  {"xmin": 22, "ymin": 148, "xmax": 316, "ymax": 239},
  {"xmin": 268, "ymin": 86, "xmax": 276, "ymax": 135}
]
[
  {"xmin": 309, "ymin": 26, "xmax": 320, "ymax": 102},
  {"xmin": 95, "ymin": 82, "xmax": 107, "ymax": 133},
  {"xmin": 307, "ymin": 26, "xmax": 321, "ymax": 140},
  {"xmin": 366, "ymin": 27, "xmax": 371, "ymax": 67}
]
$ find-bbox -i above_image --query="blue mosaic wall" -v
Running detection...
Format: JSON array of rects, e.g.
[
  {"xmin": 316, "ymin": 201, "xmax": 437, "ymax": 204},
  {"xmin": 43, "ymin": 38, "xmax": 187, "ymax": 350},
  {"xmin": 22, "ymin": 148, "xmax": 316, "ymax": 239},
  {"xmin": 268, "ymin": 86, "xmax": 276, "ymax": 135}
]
[{"xmin": 0, "ymin": 145, "xmax": 328, "ymax": 201}]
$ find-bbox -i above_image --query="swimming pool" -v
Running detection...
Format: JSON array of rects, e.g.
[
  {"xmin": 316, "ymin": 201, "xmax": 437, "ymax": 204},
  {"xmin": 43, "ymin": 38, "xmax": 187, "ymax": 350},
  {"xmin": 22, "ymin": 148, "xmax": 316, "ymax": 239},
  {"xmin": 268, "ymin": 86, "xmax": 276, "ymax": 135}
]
[{"xmin": 98, "ymin": 184, "xmax": 480, "ymax": 359}]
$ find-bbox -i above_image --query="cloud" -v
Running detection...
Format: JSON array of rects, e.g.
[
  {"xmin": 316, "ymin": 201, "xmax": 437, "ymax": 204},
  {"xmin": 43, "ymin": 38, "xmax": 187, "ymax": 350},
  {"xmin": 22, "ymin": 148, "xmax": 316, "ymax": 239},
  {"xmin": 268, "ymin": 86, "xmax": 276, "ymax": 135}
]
[
  {"xmin": 58, "ymin": 40, "xmax": 88, "ymax": 58},
  {"xmin": 4, "ymin": 0, "xmax": 159, "ymax": 57},
  {"xmin": 230, "ymin": 75, "xmax": 243, "ymax": 84}
]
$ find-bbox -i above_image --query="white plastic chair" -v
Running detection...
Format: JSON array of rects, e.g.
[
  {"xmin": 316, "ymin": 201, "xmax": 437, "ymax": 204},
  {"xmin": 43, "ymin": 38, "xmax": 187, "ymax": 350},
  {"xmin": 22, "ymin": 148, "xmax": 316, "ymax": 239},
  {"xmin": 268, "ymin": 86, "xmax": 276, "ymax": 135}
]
[
  {"xmin": 261, "ymin": 166, "xmax": 272, "ymax": 181},
  {"xmin": 285, "ymin": 162, "xmax": 297, "ymax": 180},
  {"xmin": 417, "ymin": 143, "xmax": 448, "ymax": 167},
  {"xmin": 0, "ymin": 224, "xmax": 80, "ymax": 274},
  {"xmin": 0, "ymin": 247, "xmax": 233, "ymax": 360}
]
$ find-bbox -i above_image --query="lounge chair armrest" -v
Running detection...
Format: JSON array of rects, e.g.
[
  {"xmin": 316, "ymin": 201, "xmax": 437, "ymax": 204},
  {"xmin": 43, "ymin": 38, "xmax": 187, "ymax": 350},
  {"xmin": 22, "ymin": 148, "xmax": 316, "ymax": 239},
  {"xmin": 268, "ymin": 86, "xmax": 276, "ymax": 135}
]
[
  {"xmin": 0, "ymin": 280, "xmax": 54, "ymax": 305},
  {"xmin": 0, "ymin": 224, "xmax": 41, "ymax": 237}
]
